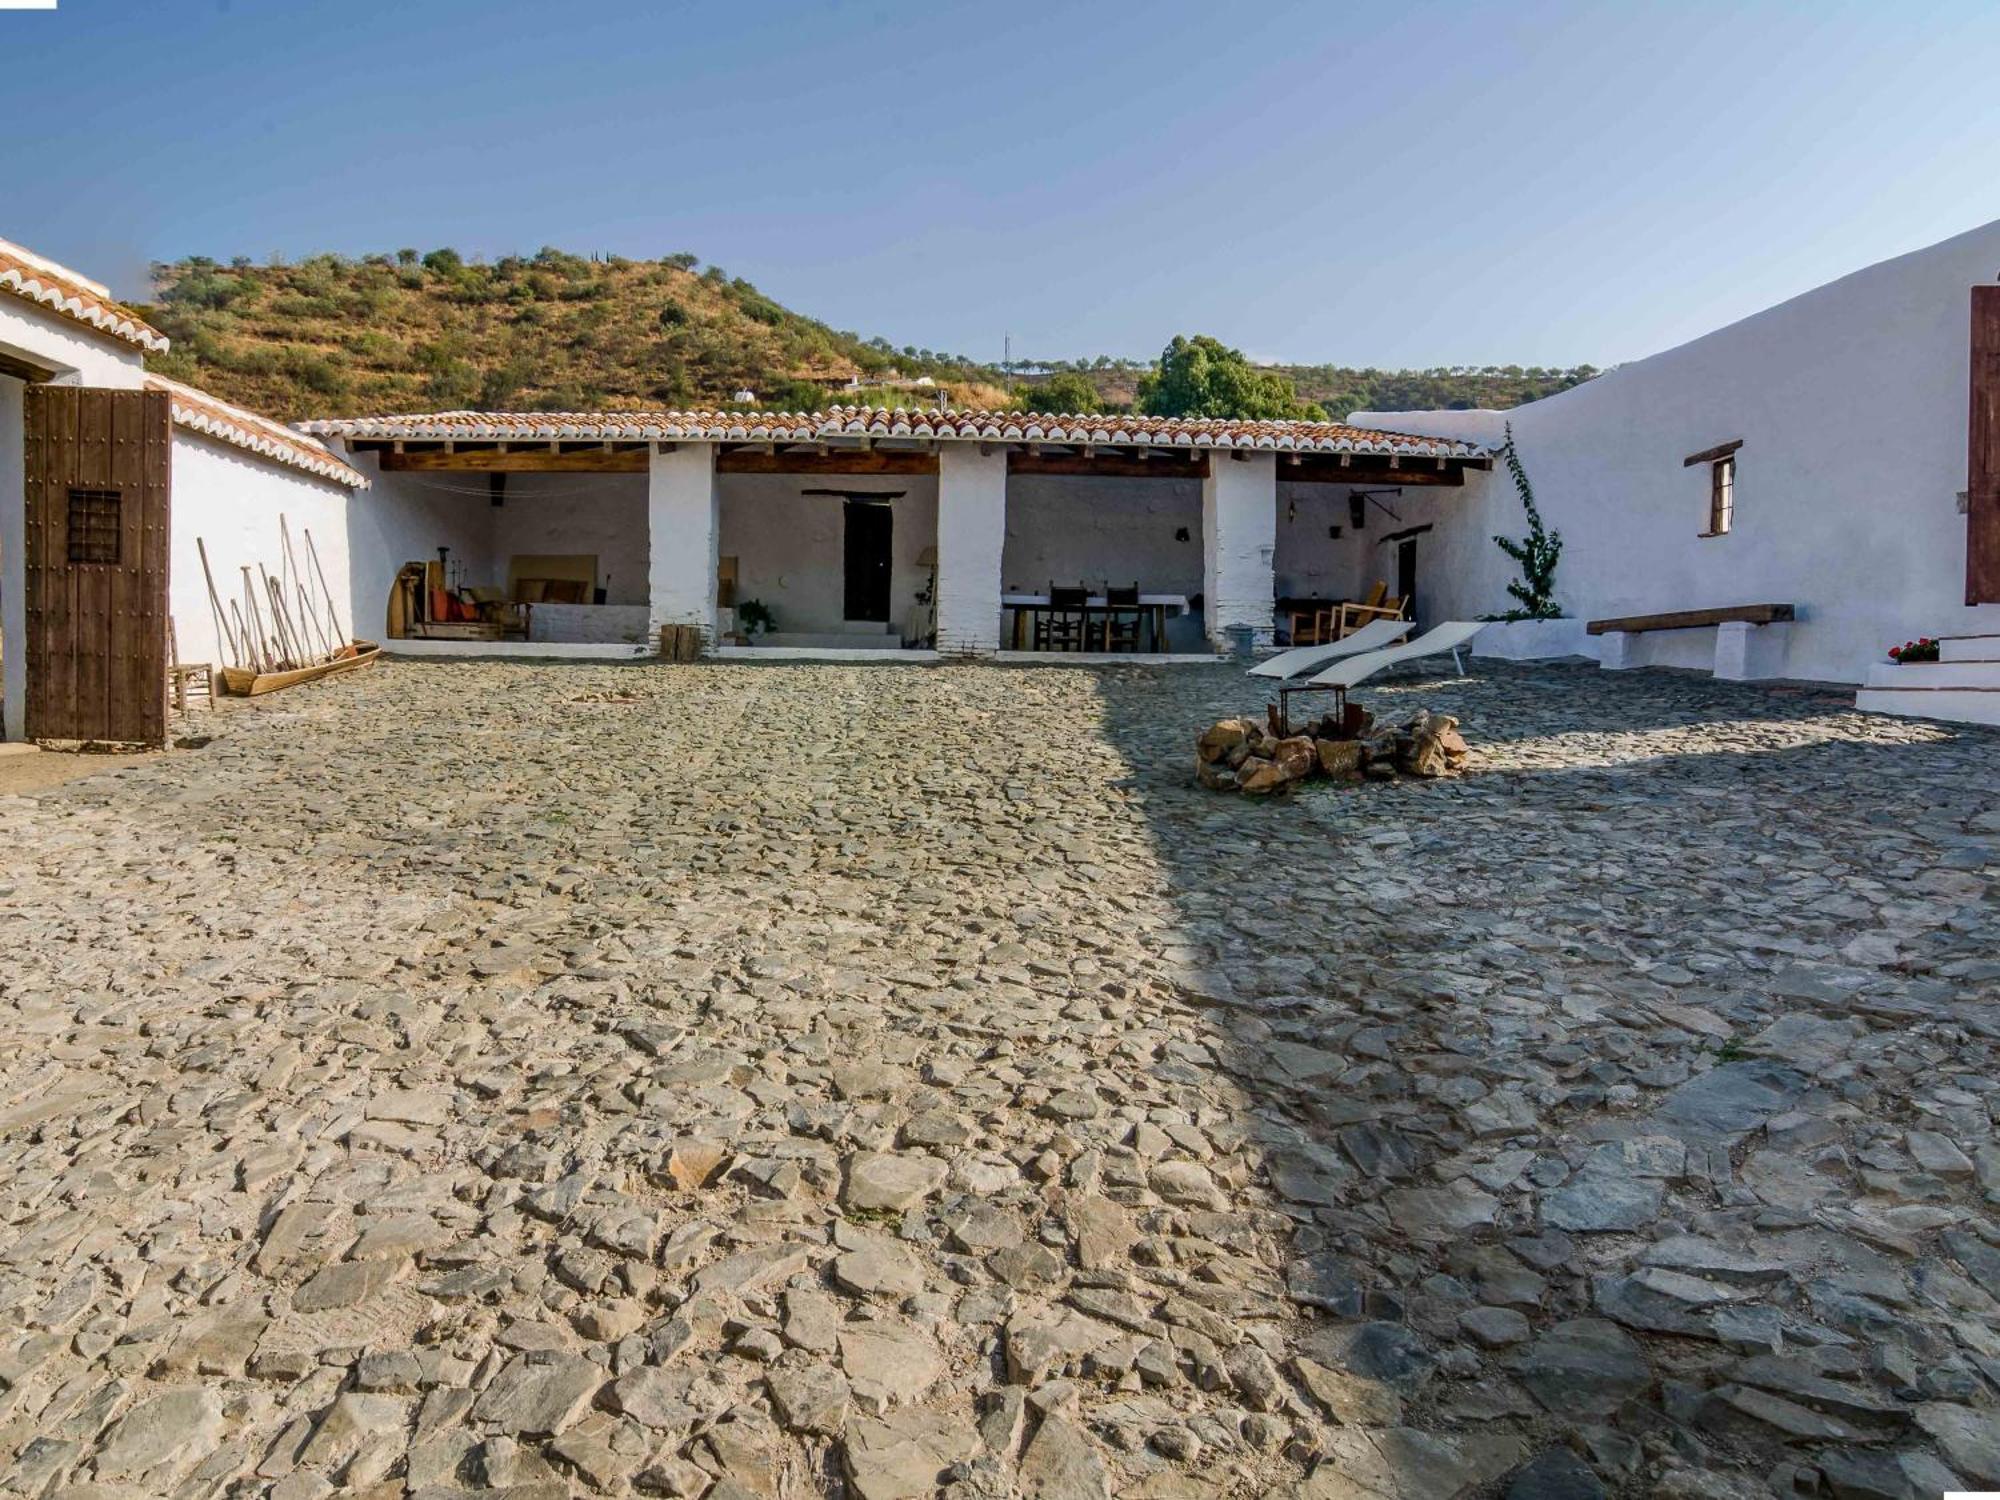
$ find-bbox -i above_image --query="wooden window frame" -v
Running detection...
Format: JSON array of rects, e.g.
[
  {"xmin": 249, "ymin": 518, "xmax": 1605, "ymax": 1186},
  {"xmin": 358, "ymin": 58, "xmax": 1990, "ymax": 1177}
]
[
  {"xmin": 1702, "ymin": 455, "xmax": 1735, "ymax": 537},
  {"xmin": 1685, "ymin": 440, "xmax": 1741, "ymax": 538}
]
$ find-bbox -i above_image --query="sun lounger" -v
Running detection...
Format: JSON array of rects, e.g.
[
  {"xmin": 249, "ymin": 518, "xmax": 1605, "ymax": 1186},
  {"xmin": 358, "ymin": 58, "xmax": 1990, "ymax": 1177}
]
[
  {"xmin": 1273, "ymin": 621, "xmax": 1488, "ymax": 733},
  {"xmin": 1308, "ymin": 620, "xmax": 1489, "ymax": 688},
  {"xmin": 1248, "ymin": 616, "xmax": 1414, "ymax": 679}
]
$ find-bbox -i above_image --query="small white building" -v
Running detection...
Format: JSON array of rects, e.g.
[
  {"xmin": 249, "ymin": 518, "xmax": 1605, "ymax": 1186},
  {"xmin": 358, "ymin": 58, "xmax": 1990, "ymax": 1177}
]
[
  {"xmin": 1351, "ymin": 216, "xmax": 2000, "ymax": 719},
  {"xmin": 0, "ymin": 236, "xmax": 367, "ymax": 744}
]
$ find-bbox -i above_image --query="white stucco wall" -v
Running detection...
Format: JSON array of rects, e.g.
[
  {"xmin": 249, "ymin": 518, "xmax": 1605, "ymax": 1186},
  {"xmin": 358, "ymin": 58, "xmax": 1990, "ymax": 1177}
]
[
  {"xmin": 1354, "ymin": 217, "xmax": 2000, "ymax": 683},
  {"xmin": 168, "ymin": 433, "xmax": 355, "ymax": 669},
  {"xmin": 1000, "ymin": 475, "xmax": 1202, "ymax": 598},
  {"xmin": 720, "ymin": 473, "xmax": 938, "ymax": 636},
  {"xmin": 0, "ymin": 299, "xmax": 148, "ymax": 390},
  {"xmin": 342, "ymin": 452, "xmax": 647, "ymax": 639}
]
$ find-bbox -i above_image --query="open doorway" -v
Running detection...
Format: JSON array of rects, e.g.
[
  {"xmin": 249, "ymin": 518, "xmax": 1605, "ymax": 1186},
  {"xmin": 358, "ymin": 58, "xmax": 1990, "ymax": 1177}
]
[{"xmin": 1396, "ymin": 533, "xmax": 1419, "ymax": 623}]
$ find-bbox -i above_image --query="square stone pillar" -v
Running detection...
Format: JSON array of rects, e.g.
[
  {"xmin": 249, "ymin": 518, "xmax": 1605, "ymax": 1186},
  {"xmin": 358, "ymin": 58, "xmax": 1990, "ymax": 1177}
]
[
  {"xmin": 648, "ymin": 443, "xmax": 719, "ymax": 645},
  {"xmin": 936, "ymin": 445, "xmax": 1007, "ymax": 656},
  {"xmin": 1598, "ymin": 630, "xmax": 1639, "ymax": 670},
  {"xmin": 1201, "ymin": 451, "xmax": 1277, "ymax": 652},
  {"xmin": 1713, "ymin": 619, "xmax": 1788, "ymax": 681}
]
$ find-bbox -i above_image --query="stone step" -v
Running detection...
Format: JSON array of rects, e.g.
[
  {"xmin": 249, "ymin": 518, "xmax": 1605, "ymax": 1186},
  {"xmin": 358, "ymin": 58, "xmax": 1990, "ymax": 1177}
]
[
  {"xmin": 1854, "ymin": 684, "xmax": 2000, "ymax": 727},
  {"xmin": 1862, "ymin": 659, "xmax": 2000, "ymax": 689},
  {"xmin": 1942, "ymin": 633, "xmax": 2000, "ymax": 663}
]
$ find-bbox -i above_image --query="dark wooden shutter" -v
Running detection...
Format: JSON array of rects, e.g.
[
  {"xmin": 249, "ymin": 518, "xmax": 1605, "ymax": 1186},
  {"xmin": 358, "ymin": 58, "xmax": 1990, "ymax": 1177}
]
[
  {"xmin": 1970, "ymin": 287, "xmax": 2000, "ymax": 605},
  {"xmin": 22, "ymin": 386, "xmax": 172, "ymax": 744}
]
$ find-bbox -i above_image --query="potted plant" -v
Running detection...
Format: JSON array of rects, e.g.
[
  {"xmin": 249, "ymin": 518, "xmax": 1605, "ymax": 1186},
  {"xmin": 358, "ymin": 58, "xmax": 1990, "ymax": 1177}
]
[
  {"xmin": 1888, "ymin": 637, "xmax": 1939, "ymax": 663},
  {"xmin": 738, "ymin": 599, "xmax": 775, "ymax": 638}
]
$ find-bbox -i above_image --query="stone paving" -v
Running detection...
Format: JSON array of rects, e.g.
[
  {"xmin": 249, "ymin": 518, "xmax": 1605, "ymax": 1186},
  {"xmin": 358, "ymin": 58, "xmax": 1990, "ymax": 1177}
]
[{"xmin": 0, "ymin": 657, "xmax": 1997, "ymax": 1500}]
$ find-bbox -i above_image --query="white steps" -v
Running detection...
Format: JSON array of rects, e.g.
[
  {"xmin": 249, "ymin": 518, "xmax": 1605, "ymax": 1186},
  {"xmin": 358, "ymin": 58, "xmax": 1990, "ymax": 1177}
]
[
  {"xmin": 1855, "ymin": 633, "xmax": 2000, "ymax": 726},
  {"xmin": 1943, "ymin": 633, "xmax": 2000, "ymax": 663}
]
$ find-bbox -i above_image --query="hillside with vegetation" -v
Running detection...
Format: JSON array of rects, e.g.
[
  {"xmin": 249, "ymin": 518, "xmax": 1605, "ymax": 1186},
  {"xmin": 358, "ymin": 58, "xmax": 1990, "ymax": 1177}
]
[{"xmin": 137, "ymin": 247, "xmax": 1597, "ymax": 422}]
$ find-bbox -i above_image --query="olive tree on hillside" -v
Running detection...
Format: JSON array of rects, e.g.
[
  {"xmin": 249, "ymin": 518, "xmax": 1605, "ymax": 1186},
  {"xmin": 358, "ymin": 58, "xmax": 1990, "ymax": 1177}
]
[{"xmin": 1137, "ymin": 335, "xmax": 1326, "ymax": 421}]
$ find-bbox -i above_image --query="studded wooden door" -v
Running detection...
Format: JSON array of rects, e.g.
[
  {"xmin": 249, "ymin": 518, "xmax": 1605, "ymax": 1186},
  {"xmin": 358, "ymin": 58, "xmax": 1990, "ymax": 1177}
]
[
  {"xmin": 1970, "ymin": 286, "xmax": 2000, "ymax": 605},
  {"xmin": 22, "ymin": 386, "xmax": 171, "ymax": 745}
]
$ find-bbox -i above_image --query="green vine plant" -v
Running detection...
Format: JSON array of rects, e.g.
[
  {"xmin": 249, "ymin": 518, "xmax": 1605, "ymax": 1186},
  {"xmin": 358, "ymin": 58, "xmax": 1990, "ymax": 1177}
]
[{"xmin": 1490, "ymin": 422, "xmax": 1564, "ymax": 620}]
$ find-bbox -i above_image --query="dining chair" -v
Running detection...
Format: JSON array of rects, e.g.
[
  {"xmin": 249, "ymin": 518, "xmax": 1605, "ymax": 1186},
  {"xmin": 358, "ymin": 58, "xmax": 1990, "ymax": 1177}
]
[
  {"xmin": 1037, "ymin": 583, "xmax": 1090, "ymax": 651},
  {"xmin": 1102, "ymin": 583, "xmax": 1143, "ymax": 652}
]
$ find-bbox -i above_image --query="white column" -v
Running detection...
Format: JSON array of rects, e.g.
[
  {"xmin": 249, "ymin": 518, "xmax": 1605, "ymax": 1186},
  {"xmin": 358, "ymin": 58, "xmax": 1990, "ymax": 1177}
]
[
  {"xmin": 1, "ymin": 376, "xmax": 24, "ymax": 740},
  {"xmin": 1598, "ymin": 630, "xmax": 1638, "ymax": 670},
  {"xmin": 935, "ymin": 445, "xmax": 1006, "ymax": 656},
  {"xmin": 1201, "ymin": 450, "xmax": 1276, "ymax": 652},
  {"xmin": 648, "ymin": 443, "xmax": 719, "ymax": 645}
]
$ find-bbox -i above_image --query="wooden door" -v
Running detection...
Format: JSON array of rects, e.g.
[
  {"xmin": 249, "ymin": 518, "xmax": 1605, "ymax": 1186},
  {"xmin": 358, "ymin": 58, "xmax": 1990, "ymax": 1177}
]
[
  {"xmin": 23, "ymin": 386, "xmax": 171, "ymax": 744},
  {"xmin": 843, "ymin": 499, "xmax": 893, "ymax": 622},
  {"xmin": 1970, "ymin": 286, "xmax": 2000, "ymax": 605}
]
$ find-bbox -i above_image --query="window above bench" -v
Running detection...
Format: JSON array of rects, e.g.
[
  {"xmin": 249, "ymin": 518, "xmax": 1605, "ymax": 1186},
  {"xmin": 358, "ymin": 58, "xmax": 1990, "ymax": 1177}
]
[{"xmin": 1685, "ymin": 439, "xmax": 1742, "ymax": 537}]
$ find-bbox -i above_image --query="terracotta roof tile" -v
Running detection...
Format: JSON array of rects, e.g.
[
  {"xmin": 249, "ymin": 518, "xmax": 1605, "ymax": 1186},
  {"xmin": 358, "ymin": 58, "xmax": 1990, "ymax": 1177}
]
[
  {"xmin": 0, "ymin": 238, "xmax": 168, "ymax": 353},
  {"xmin": 298, "ymin": 406, "xmax": 1490, "ymax": 460},
  {"xmin": 149, "ymin": 376, "xmax": 368, "ymax": 489}
]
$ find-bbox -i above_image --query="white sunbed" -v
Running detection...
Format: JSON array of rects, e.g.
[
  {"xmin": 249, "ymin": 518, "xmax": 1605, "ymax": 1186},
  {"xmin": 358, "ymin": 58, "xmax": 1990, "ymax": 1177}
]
[
  {"xmin": 1247, "ymin": 615, "xmax": 1414, "ymax": 680},
  {"xmin": 1307, "ymin": 620, "xmax": 1490, "ymax": 690}
]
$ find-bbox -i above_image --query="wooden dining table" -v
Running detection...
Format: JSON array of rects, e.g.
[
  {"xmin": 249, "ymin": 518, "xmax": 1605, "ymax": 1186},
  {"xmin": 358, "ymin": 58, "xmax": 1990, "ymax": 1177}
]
[{"xmin": 1001, "ymin": 592, "xmax": 1190, "ymax": 652}]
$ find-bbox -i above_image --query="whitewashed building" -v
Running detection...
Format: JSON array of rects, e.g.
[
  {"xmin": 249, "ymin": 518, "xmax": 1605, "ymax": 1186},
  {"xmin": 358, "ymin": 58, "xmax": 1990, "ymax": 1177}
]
[
  {"xmin": 0, "ymin": 237, "xmax": 367, "ymax": 744},
  {"xmin": 1352, "ymin": 216, "xmax": 2000, "ymax": 720},
  {"xmin": 301, "ymin": 410, "xmax": 1489, "ymax": 660}
]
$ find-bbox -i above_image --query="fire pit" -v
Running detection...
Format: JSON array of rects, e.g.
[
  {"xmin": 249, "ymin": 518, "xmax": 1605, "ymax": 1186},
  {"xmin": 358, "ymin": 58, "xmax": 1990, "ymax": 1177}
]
[{"xmin": 1195, "ymin": 705, "xmax": 1470, "ymax": 794}]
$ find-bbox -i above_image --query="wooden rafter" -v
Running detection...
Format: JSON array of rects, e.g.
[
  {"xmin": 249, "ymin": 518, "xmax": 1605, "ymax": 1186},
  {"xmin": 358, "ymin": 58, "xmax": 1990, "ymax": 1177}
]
[{"xmin": 1281, "ymin": 455, "xmax": 1470, "ymax": 487}]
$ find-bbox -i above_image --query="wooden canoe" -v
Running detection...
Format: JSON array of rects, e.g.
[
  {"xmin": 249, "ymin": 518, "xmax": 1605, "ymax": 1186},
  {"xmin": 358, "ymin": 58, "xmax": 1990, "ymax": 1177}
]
[{"xmin": 220, "ymin": 641, "xmax": 382, "ymax": 698}]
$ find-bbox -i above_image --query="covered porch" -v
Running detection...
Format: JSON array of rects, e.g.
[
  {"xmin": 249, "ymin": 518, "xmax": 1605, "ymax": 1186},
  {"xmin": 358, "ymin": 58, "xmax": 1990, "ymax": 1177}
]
[{"xmin": 308, "ymin": 410, "xmax": 1490, "ymax": 661}]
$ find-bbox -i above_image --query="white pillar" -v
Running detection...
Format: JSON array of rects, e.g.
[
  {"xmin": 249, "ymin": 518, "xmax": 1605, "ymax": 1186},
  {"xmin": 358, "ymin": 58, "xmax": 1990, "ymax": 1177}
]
[
  {"xmin": 648, "ymin": 443, "xmax": 719, "ymax": 645},
  {"xmin": 1, "ymin": 376, "xmax": 24, "ymax": 740},
  {"xmin": 1599, "ymin": 630, "xmax": 1639, "ymax": 670},
  {"xmin": 936, "ymin": 445, "xmax": 1006, "ymax": 656},
  {"xmin": 1713, "ymin": 619, "xmax": 1787, "ymax": 681},
  {"xmin": 1201, "ymin": 451, "xmax": 1276, "ymax": 652}
]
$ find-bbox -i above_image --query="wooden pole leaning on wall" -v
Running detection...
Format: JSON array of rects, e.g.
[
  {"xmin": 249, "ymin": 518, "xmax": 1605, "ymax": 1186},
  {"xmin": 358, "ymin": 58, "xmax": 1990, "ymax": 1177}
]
[
  {"xmin": 304, "ymin": 528, "xmax": 348, "ymax": 646},
  {"xmin": 278, "ymin": 516, "xmax": 329, "ymax": 659},
  {"xmin": 196, "ymin": 538, "xmax": 241, "ymax": 667}
]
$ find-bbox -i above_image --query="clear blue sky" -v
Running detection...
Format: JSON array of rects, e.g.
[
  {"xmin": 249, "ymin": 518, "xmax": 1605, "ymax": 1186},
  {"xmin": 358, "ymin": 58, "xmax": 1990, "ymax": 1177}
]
[{"xmin": 5, "ymin": 0, "xmax": 1998, "ymax": 371}]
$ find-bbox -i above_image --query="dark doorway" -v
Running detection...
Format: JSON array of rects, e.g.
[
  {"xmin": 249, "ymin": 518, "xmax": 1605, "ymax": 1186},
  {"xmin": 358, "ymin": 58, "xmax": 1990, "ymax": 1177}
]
[
  {"xmin": 23, "ymin": 386, "xmax": 172, "ymax": 745},
  {"xmin": 1396, "ymin": 535, "xmax": 1418, "ymax": 622},
  {"xmin": 843, "ymin": 500, "xmax": 893, "ymax": 622}
]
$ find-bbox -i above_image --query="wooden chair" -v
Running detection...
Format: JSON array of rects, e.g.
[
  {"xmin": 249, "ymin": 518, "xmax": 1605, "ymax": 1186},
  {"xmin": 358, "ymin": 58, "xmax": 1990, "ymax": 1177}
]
[
  {"xmin": 1035, "ymin": 583, "xmax": 1090, "ymax": 652},
  {"xmin": 165, "ymin": 622, "xmax": 214, "ymax": 715},
  {"xmin": 1101, "ymin": 583, "xmax": 1143, "ymax": 652},
  {"xmin": 1288, "ymin": 605, "xmax": 1328, "ymax": 647},
  {"xmin": 1334, "ymin": 583, "xmax": 1406, "ymax": 639},
  {"xmin": 1311, "ymin": 582, "xmax": 1382, "ymax": 642}
]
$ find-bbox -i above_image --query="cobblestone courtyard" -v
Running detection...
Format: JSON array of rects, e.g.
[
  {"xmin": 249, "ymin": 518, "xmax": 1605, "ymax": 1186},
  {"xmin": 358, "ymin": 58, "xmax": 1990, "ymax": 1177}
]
[{"xmin": 1, "ymin": 658, "xmax": 1997, "ymax": 1500}]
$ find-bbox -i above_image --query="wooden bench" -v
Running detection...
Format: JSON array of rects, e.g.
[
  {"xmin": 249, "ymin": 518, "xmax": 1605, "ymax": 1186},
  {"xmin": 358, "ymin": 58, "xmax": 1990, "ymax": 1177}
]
[{"xmin": 1586, "ymin": 603, "xmax": 1796, "ymax": 680}]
